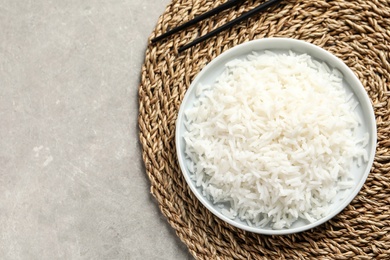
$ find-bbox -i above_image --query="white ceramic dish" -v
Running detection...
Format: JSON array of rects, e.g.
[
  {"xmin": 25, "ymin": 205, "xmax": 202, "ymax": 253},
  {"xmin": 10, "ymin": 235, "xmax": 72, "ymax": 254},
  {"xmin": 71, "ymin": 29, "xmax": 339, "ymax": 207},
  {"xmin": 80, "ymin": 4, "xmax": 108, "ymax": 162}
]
[{"xmin": 175, "ymin": 38, "xmax": 377, "ymax": 235}]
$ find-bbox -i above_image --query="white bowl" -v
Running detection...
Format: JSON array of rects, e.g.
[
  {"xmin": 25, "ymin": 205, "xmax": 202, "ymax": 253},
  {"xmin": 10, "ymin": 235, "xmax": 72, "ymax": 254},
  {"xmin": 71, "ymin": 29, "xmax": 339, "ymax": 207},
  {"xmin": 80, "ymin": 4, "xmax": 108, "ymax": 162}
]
[{"xmin": 175, "ymin": 38, "xmax": 377, "ymax": 235}]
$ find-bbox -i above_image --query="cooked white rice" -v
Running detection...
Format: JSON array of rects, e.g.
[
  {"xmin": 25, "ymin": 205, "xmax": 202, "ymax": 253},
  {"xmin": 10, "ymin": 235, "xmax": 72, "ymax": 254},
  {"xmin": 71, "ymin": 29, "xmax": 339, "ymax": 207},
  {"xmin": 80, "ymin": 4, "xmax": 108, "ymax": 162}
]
[{"xmin": 183, "ymin": 51, "xmax": 368, "ymax": 229}]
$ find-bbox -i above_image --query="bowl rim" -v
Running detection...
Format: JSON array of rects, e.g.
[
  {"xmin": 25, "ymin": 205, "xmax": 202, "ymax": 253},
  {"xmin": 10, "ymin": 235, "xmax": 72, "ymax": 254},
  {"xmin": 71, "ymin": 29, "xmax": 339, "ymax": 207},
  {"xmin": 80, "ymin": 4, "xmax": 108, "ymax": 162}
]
[{"xmin": 175, "ymin": 37, "xmax": 377, "ymax": 235}]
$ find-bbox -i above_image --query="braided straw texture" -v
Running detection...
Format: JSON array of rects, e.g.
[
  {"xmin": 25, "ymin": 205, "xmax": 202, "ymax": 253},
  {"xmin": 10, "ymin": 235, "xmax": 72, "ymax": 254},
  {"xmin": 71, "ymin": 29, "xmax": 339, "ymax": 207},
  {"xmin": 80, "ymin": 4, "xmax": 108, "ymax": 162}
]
[{"xmin": 139, "ymin": 0, "xmax": 390, "ymax": 258}]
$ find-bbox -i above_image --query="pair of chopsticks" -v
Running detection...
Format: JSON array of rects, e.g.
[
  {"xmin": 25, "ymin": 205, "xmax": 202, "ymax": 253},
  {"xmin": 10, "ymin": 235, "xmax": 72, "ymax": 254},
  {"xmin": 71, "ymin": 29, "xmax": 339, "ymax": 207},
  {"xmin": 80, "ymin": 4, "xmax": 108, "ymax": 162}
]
[{"xmin": 152, "ymin": 0, "xmax": 283, "ymax": 52}]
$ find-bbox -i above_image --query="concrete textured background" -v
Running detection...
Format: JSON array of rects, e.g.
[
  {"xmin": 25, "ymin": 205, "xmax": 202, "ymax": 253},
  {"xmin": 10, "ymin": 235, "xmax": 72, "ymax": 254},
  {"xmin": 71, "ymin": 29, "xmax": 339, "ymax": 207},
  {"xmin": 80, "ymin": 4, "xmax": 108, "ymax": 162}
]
[{"xmin": 0, "ymin": 0, "xmax": 192, "ymax": 259}]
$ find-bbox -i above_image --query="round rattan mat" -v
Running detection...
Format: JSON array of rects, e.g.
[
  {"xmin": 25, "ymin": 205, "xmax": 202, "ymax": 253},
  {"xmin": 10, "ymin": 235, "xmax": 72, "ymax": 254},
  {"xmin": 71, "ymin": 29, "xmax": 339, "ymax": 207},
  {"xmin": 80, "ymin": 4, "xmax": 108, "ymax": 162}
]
[{"xmin": 138, "ymin": 0, "xmax": 390, "ymax": 258}]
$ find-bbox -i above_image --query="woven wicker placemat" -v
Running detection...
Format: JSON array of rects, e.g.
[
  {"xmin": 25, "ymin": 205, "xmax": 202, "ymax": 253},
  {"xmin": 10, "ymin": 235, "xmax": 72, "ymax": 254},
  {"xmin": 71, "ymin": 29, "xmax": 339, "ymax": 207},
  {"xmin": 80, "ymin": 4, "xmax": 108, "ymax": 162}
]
[{"xmin": 138, "ymin": 0, "xmax": 390, "ymax": 258}]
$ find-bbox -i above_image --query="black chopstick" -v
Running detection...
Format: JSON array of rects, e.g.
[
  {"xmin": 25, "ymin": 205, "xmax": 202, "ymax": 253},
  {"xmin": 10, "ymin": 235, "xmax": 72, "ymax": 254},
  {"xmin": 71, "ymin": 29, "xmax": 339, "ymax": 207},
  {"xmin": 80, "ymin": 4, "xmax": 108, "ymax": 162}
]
[
  {"xmin": 152, "ymin": 0, "xmax": 246, "ymax": 43},
  {"xmin": 178, "ymin": 0, "xmax": 283, "ymax": 52}
]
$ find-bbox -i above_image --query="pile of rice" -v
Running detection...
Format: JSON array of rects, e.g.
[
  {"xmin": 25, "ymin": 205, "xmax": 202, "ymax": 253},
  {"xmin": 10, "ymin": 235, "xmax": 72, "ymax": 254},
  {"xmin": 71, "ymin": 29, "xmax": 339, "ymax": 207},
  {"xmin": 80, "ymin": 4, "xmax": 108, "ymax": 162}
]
[{"xmin": 183, "ymin": 51, "xmax": 368, "ymax": 229}]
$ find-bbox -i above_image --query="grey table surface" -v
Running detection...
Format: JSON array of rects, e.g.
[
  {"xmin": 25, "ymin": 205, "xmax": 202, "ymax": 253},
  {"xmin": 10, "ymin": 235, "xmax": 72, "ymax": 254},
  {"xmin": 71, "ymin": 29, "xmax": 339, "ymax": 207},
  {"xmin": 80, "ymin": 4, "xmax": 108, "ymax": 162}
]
[{"xmin": 0, "ymin": 0, "xmax": 193, "ymax": 259}]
